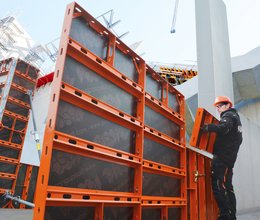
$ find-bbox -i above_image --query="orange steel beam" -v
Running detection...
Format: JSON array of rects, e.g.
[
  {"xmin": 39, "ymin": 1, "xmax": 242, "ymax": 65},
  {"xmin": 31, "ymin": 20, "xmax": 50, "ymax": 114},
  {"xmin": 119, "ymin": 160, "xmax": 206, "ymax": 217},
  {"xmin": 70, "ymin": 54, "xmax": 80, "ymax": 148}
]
[
  {"xmin": 0, "ymin": 139, "xmax": 22, "ymax": 150},
  {"xmin": 0, "ymin": 172, "xmax": 16, "ymax": 180},
  {"xmin": 14, "ymin": 70, "xmax": 37, "ymax": 84},
  {"xmin": 144, "ymin": 125, "xmax": 185, "ymax": 149},
  {"xmin": 133, "ymin": 204, "xmax": 141, "ymax": 220},
  {"xmin": 197, "ymin": 154, "xmax": 206, "ymax": 220},
  {"xmin": 106, "ymin": 35, "xmax": 116, "ymax": 66},
  {"xmin": 54, "ymin": 131, "xmax": 141, "ymax": 164},
  {"xmin": 0, "ymin": 188, "xmax": 13, "ymax": 194},
  {"xmin": 141, "ymin": 196, "xmax": 186, "ymax": 207},
  {"xmin": 144, "ymin": 128, "xmax": 184, "ymax": 152},
  {"xmin": 46, "ymin": 186, "xmax": 140, "ymax": 205},
  {"xmin": 162, "ymin": 206, "xmax": 168, "ymax": 220},
  {"xmin": 95, "ymin": 203, "xmax": 104, "ymax": 220},
  {"xmin": 53, "ymin": 138, "xmax": 141, "ymax": 169},
  {"xmin": 0, "ymin": 156, "xmax": 19, "ymax": 165},
  {"xmin": 60, "ymin": 82, "xmax": 142, "ymax": 131},
  {"xmin": 143, "ymin": 160, "xmax": 185, "ymax": 178},
  {"xmin": 33, "ymin": 3, "xmax": 76, "ymax": 219},
  {"xmin": 205, "ymin": 158, "xmax": 215, "ymax": 220},
  {"xmin": 7, "ymin": 96, "xmax": 31, "ymax": 109},
  {"xmin": 11, "ymin": 83, "xmax": 28, "ymax": 94},
  {"xmin": 3, "ymin": 110, "xmax": 28, "ymax": 122},
  {"xmin": 187, "ymin": 150, "xmax": 198, "ymax": 220}
]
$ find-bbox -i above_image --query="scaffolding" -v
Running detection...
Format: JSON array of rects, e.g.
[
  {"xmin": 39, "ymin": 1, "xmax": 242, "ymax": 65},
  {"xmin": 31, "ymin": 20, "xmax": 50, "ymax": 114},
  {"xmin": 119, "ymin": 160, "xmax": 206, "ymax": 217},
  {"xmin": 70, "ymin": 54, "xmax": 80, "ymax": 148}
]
[{"xmin": 150, "ymin": 62, "xmax": 198, "ymax": 86}]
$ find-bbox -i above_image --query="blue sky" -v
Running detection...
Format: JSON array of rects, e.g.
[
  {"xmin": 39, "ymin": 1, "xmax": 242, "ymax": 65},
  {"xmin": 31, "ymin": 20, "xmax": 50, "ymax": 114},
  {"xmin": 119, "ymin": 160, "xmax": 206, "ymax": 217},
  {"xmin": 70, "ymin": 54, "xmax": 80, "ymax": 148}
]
[{"xmin": 1, "ymin": 0, "xmax": 260, "ymax": 65}]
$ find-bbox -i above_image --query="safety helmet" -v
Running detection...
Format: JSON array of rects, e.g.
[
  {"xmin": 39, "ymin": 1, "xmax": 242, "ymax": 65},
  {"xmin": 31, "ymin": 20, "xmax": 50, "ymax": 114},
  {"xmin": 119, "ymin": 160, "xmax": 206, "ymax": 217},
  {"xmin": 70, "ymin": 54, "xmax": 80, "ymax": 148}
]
[{"xmin": 213, "ymin": 96, "xmax": 233, "ymax": 107}]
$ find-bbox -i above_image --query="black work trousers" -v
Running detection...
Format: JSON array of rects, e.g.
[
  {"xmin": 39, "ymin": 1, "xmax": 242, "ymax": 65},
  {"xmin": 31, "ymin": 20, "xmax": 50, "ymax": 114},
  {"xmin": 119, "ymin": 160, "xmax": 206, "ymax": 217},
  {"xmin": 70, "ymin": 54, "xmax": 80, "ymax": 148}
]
[{"xmin": 211, "ymin": 157, "xmax": 236, "ymax": 220}]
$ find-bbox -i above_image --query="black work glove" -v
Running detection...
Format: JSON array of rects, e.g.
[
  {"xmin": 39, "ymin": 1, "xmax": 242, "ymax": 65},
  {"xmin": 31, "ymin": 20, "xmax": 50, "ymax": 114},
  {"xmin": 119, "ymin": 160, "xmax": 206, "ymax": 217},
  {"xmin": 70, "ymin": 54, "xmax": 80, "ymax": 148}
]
[
  {"xmin": 201, "ymin": 124, "xmax": 215, "ymax": 132},
  {"xmin": 201, "ymin": 124, "xmax": 209, "ymax": 132}
]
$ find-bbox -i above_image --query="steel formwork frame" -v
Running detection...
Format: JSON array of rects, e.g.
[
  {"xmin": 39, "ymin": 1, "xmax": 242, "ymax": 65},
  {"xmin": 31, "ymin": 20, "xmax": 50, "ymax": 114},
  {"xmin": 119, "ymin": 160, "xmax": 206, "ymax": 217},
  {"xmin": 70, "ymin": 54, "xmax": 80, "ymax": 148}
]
[
  {"xmin": 188, "ymin": 108, "xmax": 219, "ymax": 220},
  {"xmin": 0, "ymin": 57, "xmax": 39, "ymax": 208},
  {"xmin": 33, "ymin": 2, "xmax": 186, "ymax": 220}
]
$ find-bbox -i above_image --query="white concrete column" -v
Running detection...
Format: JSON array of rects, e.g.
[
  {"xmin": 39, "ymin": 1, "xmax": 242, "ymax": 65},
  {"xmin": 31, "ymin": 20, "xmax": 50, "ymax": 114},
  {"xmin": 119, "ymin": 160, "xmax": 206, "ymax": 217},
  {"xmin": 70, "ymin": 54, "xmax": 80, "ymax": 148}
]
[{"xmin": 195, "ymin": 0, "xmax": 234, "ymax": 117}]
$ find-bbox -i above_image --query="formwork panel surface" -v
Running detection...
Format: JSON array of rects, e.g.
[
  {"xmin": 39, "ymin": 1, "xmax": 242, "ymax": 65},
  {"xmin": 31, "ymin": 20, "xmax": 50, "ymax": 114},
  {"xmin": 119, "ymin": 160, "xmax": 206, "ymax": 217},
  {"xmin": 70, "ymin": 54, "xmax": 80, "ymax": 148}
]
[
  {"xmin": 144, "ymin": 105, "xmax": 180, "ymax": 139},
  {"xmin": 12, "ymin": 75, "xmax": 35, "ymax": 90},
  {"xmin": 114, "ymin": 48, "xmax": 139, "ymax": 82},
  {"xmin": 49, "ymin": 150, "xmax": 135, "ymax": 192},
  {"xmin": 168, "ymin": 91, "xmax": 180, "ymax": 113},
  {"xmin": 145, "ymin": 73, "xmax": 162, "ymax": 101},
  {"xmin": 26, "ymin": 166, "xmax": 39, "ymax": 206},
  {"xmin": 168, "ymin": 208, "xmax": 181, "ymax": 219},
  {"xmin": 143, "ymin": 137, "xmax": 180, "ymax": 167},
  {"xmin": 142, "ymin": 208, "xmax": 161, "ymax": 220},
  {"xmin": 56, "ymin": 100, "xmax": 136, "ymax": 153},
  {"xmin": 104, "ymin": 207, "xmax": 133, "ymax": 220},
  {"xmin": 0, "ymin": 146, "xmax": 19, "ymax": 159},
  {"xmin": 9, "ymin": 88, "xmax": 30, "ymax": 104},
  {"xmin": 5, "ymin": 102, "xmax": 29, "ymax": 117},
  {"xmin": 11, "ymin": 132, "xmax": 23, "ymax": 144},
  {"xmin": 45, "ymin": 206, "xmax": 95, "ymax": 220},
  {"xmin": 2, "ymin": 115, "xmax": 14, "ymax": 128},
  {"xmin": 0, "ymin": 179, "xmax": 12, "ymax": 190},
  {"xmin": 70, "ymin": 17, "xmax": 108, "ymax": 60},
  {"xmin": 63, "ymin": 56, "xmax": 138, "ymax": 116},
  {"xmin": 0, "ymin": 162, "xmax": 17, "ymax": 174},
  {"xmin": 13, "ymin": 164, "xmax": 27, "ymax": 207},
  {"xmin": 0, "ymin": 128, "xmax": 11, "ymax": 141},
  {"xmin": 142, "ymin": 172, "xmax": 181, "ymax": 197}
]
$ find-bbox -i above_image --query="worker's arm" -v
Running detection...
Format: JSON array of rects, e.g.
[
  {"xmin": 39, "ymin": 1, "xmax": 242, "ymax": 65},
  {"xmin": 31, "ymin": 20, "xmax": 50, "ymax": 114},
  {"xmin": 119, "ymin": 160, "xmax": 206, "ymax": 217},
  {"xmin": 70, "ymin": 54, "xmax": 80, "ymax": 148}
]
[{"xmin": 202, "ymin": 115, "xmax": 234, "ymax": 135}]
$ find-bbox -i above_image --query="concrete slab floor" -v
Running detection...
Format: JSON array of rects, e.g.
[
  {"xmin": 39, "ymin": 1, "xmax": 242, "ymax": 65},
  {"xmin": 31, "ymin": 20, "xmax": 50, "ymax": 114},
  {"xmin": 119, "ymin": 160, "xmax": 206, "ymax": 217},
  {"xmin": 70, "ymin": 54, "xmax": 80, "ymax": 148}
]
[
  {"xmin": 237, "ymin": 212, "xmax": 260, "ymax": 220},
  {"xmin": 0, "ymin": 208, "xmax": 260, "ymax": 220},
  {"xmin": 0, "ymin": 209, "xmax": 33, "ymax": 220}
]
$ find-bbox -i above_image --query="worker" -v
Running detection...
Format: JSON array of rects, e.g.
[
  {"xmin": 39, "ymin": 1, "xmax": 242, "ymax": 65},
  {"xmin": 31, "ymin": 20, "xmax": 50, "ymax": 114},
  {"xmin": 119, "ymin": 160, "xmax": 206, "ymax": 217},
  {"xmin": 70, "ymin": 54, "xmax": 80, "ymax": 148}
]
[{"xmin": 201, "ymin": 96, "xmax": 243, "ymax": 220}]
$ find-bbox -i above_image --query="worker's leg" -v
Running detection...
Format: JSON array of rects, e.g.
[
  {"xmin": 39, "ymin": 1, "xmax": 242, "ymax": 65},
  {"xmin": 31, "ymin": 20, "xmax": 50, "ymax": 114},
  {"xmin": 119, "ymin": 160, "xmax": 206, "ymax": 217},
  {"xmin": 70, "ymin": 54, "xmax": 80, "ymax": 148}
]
[
  {"xmin": 211, "ymin": 157, "xmax": 230, "ymax": 220},
  {"xmin": 226, "ymin": 168, "xmax": 236, "ymax": 220}
]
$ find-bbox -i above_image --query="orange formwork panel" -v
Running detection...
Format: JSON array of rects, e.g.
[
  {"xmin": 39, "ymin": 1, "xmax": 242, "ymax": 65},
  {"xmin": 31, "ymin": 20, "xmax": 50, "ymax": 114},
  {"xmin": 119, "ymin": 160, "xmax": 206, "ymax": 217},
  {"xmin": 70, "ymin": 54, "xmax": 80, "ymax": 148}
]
[
  {"xmin": 188, "ymin": 108, "xmax": 219, "ymax": 220},
  {"xmin": 33, "ymin": 2, "xmax": 186, "ymax": 220},
  {"xmin": 0, "ymin": 58, "xmax": 39, "ymax": 208}
]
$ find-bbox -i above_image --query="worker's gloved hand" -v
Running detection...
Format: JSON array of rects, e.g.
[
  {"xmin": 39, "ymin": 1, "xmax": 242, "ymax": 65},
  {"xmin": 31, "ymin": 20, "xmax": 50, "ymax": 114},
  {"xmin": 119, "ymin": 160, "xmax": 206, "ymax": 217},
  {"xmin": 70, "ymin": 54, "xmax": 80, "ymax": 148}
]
[
  {"xmin": 201, "ymin": 124, "xmax": 215, "ymax": 132},
  {"xmin": 201, "ymin": 124, "xmax": 209, "ymax": 132}
]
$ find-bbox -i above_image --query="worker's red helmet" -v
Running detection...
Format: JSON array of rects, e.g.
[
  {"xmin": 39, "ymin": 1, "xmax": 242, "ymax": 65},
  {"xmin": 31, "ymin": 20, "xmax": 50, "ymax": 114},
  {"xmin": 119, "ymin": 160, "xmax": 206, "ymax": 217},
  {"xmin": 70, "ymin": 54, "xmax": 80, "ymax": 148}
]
[{"xmin": 214, "ymin": 96, "xmax": 233, "ymax": 107}]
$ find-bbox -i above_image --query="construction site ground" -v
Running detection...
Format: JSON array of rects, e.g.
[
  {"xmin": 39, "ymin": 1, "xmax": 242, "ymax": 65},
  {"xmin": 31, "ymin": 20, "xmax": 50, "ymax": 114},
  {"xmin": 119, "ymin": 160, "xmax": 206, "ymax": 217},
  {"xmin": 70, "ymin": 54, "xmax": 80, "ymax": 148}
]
[{"xmin": 1, "ymin": 208, "xmax": 260, "ymax": 220}]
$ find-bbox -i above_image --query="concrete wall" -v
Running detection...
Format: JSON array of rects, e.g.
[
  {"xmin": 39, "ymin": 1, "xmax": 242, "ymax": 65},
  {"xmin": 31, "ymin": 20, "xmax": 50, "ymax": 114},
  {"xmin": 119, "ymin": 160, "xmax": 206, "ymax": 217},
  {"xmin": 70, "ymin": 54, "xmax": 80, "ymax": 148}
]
[
  {"xmin": 232, "ymin": 46, "xmax": 260, "ymax": 73},
  {"xmin": 195, "ymin": 0, "xmax": 233, "ymax": 117},
  {"xmin": 234, "ymin": 113, "xmax": 260, "ymax": 216},
  {"xmin": 20, "ymin": 83, "xmax": 52, "ymax": 166},
  {"xmin": 238, "ymin": 100, "xmax": 260, "ymax": 126}
]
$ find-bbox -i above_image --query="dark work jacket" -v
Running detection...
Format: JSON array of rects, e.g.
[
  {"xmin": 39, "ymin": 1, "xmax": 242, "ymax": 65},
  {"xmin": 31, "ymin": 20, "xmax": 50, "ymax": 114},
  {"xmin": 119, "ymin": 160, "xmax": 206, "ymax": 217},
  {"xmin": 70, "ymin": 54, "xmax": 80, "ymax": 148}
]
[{"xmin": 207, "ymin": 108, "xmax": 242, "ymax": 168}]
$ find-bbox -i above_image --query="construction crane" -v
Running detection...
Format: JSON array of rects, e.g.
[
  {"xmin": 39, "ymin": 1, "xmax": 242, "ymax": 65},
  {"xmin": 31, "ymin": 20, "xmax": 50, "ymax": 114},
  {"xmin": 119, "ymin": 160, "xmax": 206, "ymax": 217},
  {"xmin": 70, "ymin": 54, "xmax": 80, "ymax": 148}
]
[
  {"xmin": 170, "ymin": 0, "xmax": 179, "ymax": 33},
  {"xmin": 96, "ymin": 9, "xmax": 129, "ymax": 39}
]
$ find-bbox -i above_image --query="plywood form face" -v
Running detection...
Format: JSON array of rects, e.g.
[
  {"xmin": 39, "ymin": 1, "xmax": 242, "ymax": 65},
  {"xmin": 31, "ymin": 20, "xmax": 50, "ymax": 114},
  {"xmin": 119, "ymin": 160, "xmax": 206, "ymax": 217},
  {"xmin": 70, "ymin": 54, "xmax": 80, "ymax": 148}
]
[{"xmin": 33, "ymin": 2, "xmax": 186, "ymax": 220}]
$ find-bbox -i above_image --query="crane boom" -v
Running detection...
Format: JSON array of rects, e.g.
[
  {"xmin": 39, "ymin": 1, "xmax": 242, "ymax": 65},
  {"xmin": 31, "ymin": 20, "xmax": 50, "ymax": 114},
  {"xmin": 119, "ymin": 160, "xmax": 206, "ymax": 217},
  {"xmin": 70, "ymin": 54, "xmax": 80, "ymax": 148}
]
[{"xmin": 171, "ymin": 0, "xmax": 179, "ymax": 33}]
